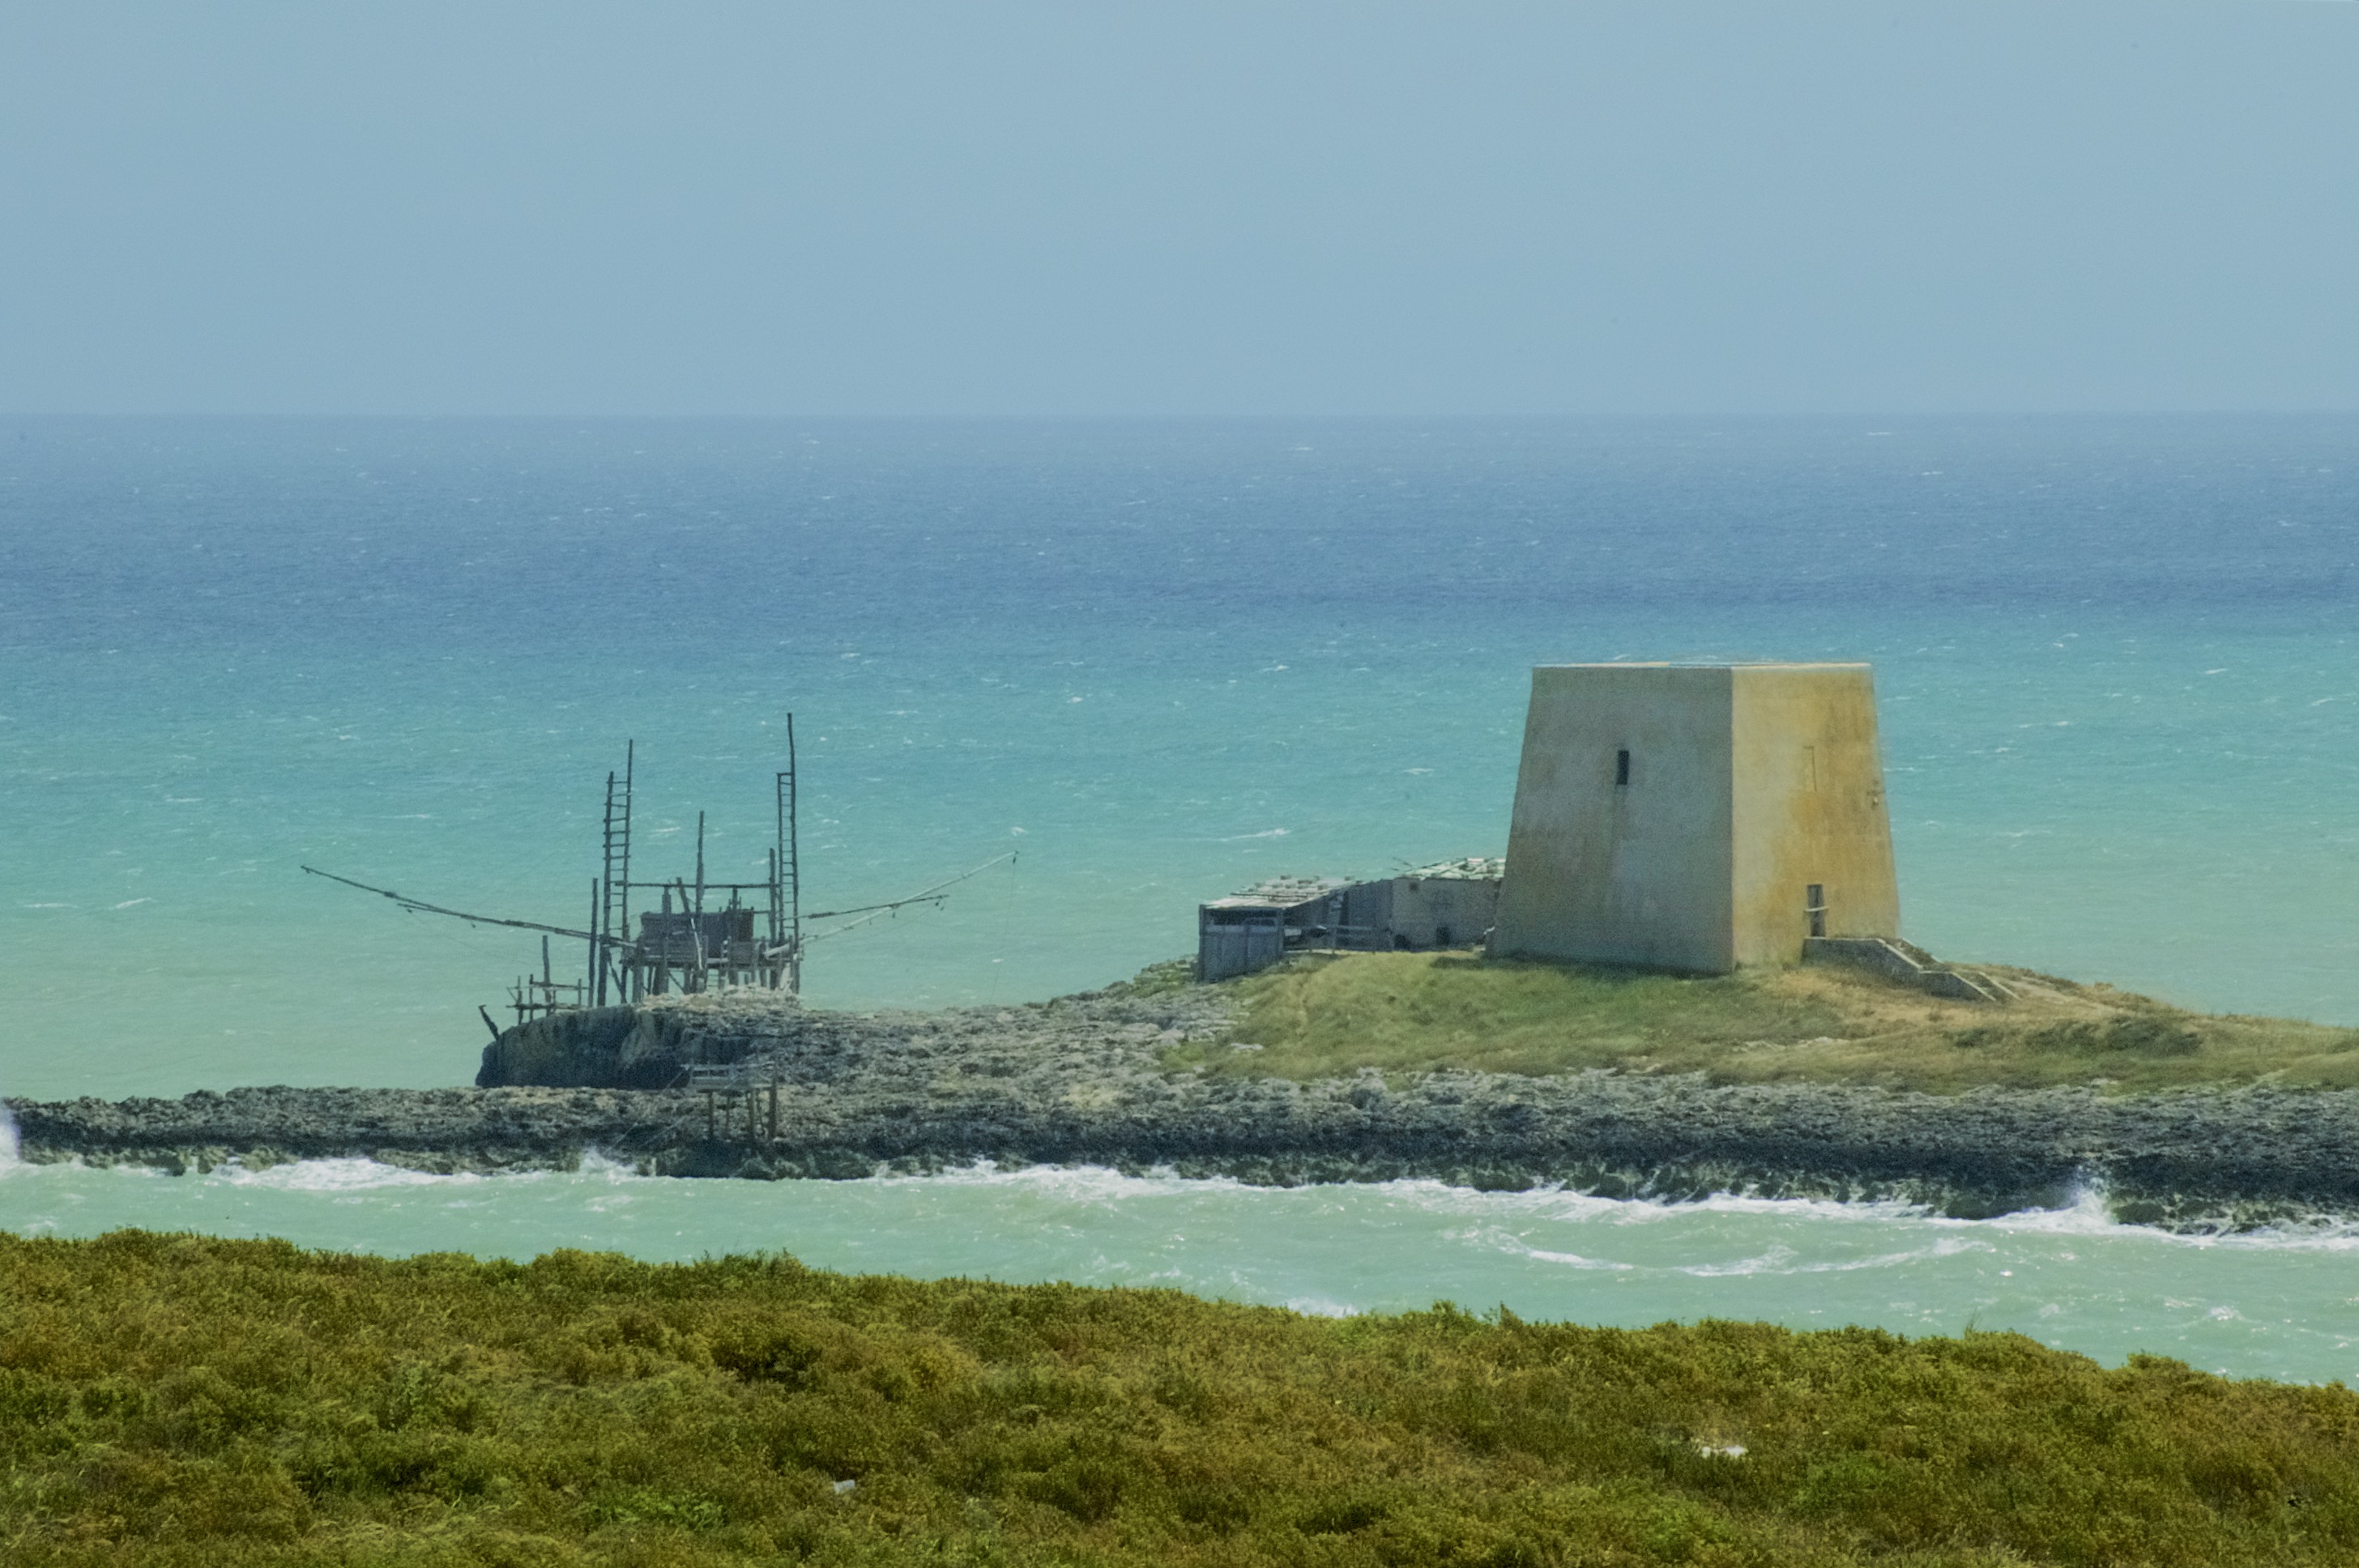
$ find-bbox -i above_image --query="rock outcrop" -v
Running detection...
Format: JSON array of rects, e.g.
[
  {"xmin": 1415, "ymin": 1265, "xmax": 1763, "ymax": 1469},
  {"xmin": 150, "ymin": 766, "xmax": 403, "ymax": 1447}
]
[{"xmin": 11, "ymin": 979, "xmax": 2357, "ymax": 1228}]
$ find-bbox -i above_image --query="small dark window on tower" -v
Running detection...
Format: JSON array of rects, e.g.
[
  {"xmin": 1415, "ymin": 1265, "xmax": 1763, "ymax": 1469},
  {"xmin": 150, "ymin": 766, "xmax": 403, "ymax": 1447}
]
[
  {"xmin": 1615, "ymin": 749, "xmax": 1632, "ymax": 786},
  {"xmin": 1805, "ymin": 883, "xmax": 1827, "ymax": 939}
]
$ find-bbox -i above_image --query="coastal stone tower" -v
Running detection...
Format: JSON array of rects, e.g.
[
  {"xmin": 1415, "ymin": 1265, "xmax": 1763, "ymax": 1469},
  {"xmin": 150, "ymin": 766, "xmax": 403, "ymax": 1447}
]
[{"xmin": 1492, "ymin": 663, "xmax": 1900, "ymax": 973}]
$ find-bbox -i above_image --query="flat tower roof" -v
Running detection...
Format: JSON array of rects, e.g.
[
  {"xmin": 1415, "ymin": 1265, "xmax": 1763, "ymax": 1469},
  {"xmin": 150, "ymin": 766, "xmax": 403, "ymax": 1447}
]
[{"xmin": 1532, "ymin": 661, "xmax": 1870, "ymax": 671}]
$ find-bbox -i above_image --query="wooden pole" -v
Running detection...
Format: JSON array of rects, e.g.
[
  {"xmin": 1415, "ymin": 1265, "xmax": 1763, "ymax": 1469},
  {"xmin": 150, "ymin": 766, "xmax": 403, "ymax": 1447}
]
[
  {"xmin": 784, "ymin": 715, "xmax": 800, "ymax": 992},
  {"xmin": 600, "ymin": 876, "xmax": 613, "ymax": 1006},
  {"xmin": 619, "ymin": 740, "xmax": 633, "ymax": 967},
  {"xmin": 598, "ymin": 769, "xmax": 616, "ymax": 1005}
]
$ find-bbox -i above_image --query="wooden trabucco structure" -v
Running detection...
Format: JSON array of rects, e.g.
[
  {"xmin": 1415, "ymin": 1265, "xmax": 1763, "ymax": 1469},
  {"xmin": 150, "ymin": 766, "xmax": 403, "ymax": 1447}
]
[
  {"xmin": 309, "ymin": 716, "xmax": 1011, "ymax": 1034},
  {"xmin": 508, "ymin": 935, "xmax": 591, "ymax": 1025},
  {"xmin": 504, "ymin": 730, "xmax": 803, "ymax": 1023},
  {"xmin": 586, "ymin": 726, "xmax": 803, "ymax": 1007}
]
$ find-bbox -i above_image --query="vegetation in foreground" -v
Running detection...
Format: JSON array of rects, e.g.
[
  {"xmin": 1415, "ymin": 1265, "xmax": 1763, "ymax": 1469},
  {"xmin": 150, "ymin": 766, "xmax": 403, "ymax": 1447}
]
[
  {"xmin": 1158, "ymin": 952, "xmax": 2359, "ymax": 1094},
  {"xmin": 7, "ymin": 1233, "xmax": 2359, "ymax": 1566}
]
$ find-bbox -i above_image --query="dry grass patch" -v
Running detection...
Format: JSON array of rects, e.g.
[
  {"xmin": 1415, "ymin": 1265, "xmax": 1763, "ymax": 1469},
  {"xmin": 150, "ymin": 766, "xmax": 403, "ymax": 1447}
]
[{"xmin": 1166, "ymin": 951, "xmax": 2359, "ymax": 1093}]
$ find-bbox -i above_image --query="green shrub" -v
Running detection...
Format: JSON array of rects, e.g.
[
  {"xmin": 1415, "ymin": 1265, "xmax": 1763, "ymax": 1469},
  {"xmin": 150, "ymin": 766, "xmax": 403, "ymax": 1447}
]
[{"xmin": 7, "ymin": 1229, "xmax": 2359, "ymax": 1565}]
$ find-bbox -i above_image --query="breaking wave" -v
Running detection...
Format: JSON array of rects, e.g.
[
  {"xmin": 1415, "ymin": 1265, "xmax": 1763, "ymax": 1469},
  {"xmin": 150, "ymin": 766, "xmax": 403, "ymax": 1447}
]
[{"xmin": 6, "ymin": 1157, "xmax": 2359, "ymax": 1384}]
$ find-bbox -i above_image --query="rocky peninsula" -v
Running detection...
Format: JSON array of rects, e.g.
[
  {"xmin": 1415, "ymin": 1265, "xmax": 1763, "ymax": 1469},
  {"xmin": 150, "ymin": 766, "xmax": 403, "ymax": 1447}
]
[{"xmin": 10, "ymin": 959, "xmax": 2359, "ymax": 1227}]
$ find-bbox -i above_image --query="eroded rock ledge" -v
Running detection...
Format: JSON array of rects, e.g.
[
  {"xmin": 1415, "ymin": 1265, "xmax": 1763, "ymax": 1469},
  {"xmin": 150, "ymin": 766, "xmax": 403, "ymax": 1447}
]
[{"xmin": 9, "ymin": 982, "xmax": 2353, "ymax": 1227}]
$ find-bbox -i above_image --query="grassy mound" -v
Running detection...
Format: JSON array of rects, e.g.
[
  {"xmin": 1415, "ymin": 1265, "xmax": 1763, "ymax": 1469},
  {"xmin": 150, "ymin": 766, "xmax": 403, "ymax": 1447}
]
[
  {"xmin": 7, "ymin": 1232, "xmax": 2359, "ymax": 1566},
  {"xmin": 1163, "ymin": 952, "xmax": 2359, "ymax": 1093}
]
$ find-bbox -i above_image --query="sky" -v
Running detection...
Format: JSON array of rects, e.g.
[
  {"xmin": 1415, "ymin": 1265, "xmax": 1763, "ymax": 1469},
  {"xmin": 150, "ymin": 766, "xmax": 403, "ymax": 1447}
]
[{"xmin": 1, "ymin": 2, "xmax": 2353, "ymax": 418}]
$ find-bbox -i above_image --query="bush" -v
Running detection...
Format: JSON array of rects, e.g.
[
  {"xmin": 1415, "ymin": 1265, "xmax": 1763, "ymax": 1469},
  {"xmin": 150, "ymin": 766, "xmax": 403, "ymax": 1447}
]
[{"xmin": 6, "ymin": 1229, "xmax": 2359, "ymax": 1565}]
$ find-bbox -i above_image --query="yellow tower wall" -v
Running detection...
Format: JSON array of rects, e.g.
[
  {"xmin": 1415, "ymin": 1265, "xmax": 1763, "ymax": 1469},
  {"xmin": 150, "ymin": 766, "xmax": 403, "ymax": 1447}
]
[
  {"xmin": 1492, "ymin": 663, "xmax": 1900, "ymax": 974},
  {"xmin": 1727, "ymin": 664, "xmax": 1900, "ymax": 965}
]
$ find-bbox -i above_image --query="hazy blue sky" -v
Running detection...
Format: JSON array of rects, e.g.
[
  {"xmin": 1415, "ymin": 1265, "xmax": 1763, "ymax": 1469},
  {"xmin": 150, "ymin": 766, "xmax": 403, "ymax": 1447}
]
[{"xmin": 2, "ymin": 2, "xmax": 2353, "ymax": 416}]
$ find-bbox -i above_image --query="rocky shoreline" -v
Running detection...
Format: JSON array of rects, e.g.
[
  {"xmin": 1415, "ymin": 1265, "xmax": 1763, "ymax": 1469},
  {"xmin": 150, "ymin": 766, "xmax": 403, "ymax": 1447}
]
[{"xmin": 9, "ymin": 980, "xmax": 2354, "ymax": 1227}]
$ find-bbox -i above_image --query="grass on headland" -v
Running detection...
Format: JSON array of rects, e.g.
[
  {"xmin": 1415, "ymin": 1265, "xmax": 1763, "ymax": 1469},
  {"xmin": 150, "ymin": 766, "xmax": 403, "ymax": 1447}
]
[
  {"xmin": 1161, "ymin": 951, "xmax": 2359, "ymax": 1094},
  {"xmin": 8, "ymin": 1230, "xmax": 2359, "ymax": 1567}
]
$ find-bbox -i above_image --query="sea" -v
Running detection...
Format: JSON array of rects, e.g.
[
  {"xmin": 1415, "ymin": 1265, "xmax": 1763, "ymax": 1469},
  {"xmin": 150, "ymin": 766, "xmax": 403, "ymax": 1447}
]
[{"xmin": 3, "ymin": 415, "xmax": 2356, "ymax": 1382}]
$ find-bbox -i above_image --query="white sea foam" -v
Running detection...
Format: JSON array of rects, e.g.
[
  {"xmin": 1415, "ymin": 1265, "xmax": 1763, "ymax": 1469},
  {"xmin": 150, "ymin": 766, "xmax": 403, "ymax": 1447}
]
[
  {"xmin": 872, "ymin": 1160, "xmax": 1253, "ymax": 1200},
  {"xmin": 1378, "ymin": 1181, "xmax": 1938, "ymax": 1230},
  {"xmin": 2190, "ymin": 1219, "xmax": 2359, "ymax": 1255},
  {"xmin": 1784, "ymin": 1237, "xmax": 1988, "ymax": 1273},
  {"xmin": 1678, "ymin": 1246, "xmax": 1802, "ymax": 1278},
  {"xmin": 1506, "ymin": 1244, "xmax": 1636, "ymax": 1272},
  {"xmin": 1951, "ymin": 1185, "xmax": 2121, "ymax": 1236},
  {"xmin": 211, "ymin": 1157, "xmax": 487, "ymax": 1193},
  {"xmin": 0, "ymin": 1099, "xmax": 19, "ymax": 1169},
  {"xmin": 860, "ymin": 1165, "xmax": 1939, "ymax": 1228}
]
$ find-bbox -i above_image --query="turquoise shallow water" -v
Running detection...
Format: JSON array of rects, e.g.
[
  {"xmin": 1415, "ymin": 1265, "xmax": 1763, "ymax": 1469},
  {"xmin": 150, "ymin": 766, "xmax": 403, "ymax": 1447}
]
[
  {"xmin": 4, "ymin": 415, "xmax": 2354, "ymax": 1097},
  {"xmin": 5, "ymin": 1149, "xmax": 2358, "ymax": 1387},
  {"xmin": 3, "ymin": 415, "xmax": 2356, "ymax": 1373}
]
